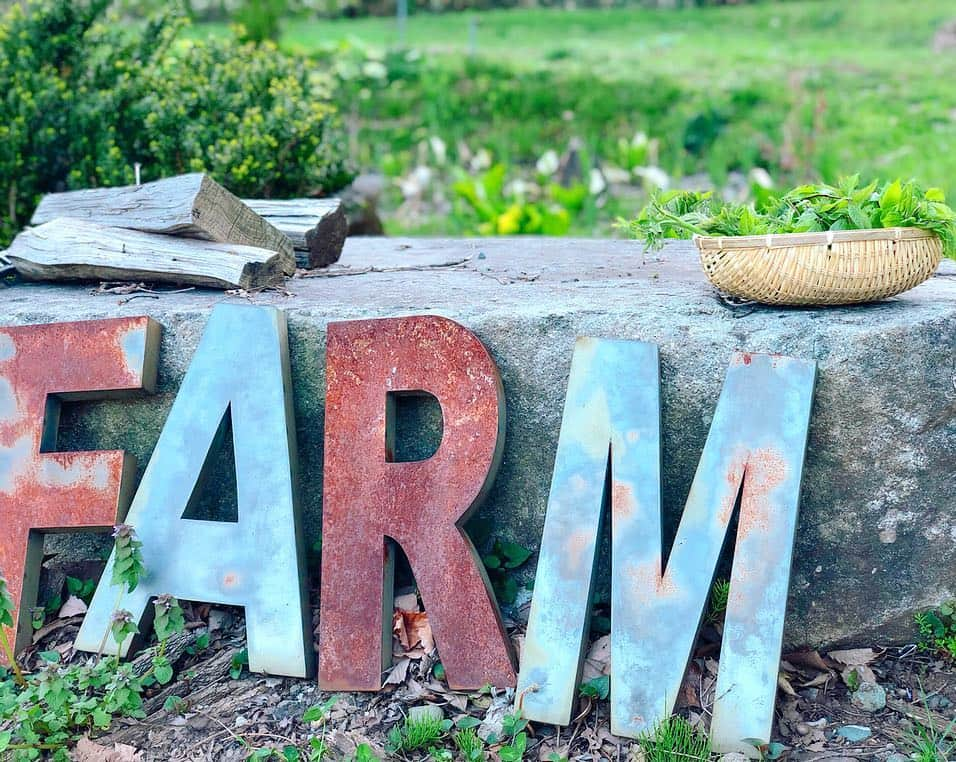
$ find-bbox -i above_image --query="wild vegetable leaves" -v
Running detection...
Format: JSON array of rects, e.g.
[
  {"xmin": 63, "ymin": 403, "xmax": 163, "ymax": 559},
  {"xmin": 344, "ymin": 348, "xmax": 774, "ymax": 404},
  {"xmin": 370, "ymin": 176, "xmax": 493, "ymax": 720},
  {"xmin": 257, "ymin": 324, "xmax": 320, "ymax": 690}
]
[
  {"xmin": 624, "ymin": 176, "xmax": 956, "ymax": 259},
  {"xmin": 0, "ymin": 578, "xmax": 13, "ymax": 629}
]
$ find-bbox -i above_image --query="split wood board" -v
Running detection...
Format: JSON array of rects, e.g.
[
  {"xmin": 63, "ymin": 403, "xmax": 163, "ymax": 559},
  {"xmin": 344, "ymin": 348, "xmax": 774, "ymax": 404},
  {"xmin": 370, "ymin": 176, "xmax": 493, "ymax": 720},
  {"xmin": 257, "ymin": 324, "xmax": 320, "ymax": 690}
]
[
  {"xmin": 31, "ymin": 174, "xmax": 296, "ymax": 274},
  {"xmin": 244, "ymin": 198, "xmax": 347, "ymax": 269},
  {"xmin": 6, "ymin": 218, "xmax": 283, "ymax": 290}
]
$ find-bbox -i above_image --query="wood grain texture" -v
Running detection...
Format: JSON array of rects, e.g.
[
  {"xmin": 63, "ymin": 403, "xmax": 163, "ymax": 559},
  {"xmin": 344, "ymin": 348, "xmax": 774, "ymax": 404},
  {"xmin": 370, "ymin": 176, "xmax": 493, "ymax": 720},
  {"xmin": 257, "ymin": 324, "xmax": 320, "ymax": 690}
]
[
  {"xmin": 5, "ymin": 219, "xmax": 283, "ymax": 290},
  {"xmin": 31, "ymin": 173, "xmax": 296, "ymax": 274},
  {"xmin": 244, "ymin": 198, "xmax": 347, "ymax": 268}
]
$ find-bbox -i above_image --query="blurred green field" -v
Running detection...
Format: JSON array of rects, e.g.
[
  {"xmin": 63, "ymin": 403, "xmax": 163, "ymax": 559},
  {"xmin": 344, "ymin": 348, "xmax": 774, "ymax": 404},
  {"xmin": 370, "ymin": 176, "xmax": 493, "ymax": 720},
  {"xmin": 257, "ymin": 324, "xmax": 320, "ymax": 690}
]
[{"xmin": 199, "ymin": 0, "xmax": 956, "ymax": 235}]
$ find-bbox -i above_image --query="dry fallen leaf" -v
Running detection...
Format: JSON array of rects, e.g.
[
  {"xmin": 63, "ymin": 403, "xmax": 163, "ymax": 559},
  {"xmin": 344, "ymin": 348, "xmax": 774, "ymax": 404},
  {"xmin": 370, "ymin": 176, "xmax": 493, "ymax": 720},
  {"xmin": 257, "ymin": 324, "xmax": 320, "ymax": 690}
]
[
  {"xmin": 777, "ymin": 672, "xmax": 799, "ymax": 697},
  {"xmin": 392, "ymin": 609, "xmax": 434, "ymax": 656},
  {"xmin": 383, "ymin": 657, "xmax": 411, "ymax": 686},
  {"xmin": 59, "ymin": 595, "xmax": 88, "ymax": 618},
  {"xmin": 827, "ymin": 647, "xmax": 880, "ymax": 666},
  {"xmin": 677, "ymin": 661, "xmax": 702, "ymax": 709},
  {"xmin": 783, "ymin": 650, "xmax": 832, "ymax": 674},
  {"xmin": 73, "ymin": 738, "xmax": 143, "ymax": 762},
  {"xmin": 394, "ymin": 592, "xmax": 420, "ymax": 612},
  {"xmin": 582, "ymin": 634, "xmax": 611, "ymax": 680}
]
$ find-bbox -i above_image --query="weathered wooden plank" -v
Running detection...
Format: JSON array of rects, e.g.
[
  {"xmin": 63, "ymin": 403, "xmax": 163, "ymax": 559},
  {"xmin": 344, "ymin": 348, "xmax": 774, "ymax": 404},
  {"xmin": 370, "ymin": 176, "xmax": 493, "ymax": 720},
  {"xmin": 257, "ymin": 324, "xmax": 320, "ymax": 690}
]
[
  {"xmin": 5, "ymin": 219, "xmax": 283, "ymax": 290},
  {"xmin": 30, "ymin": 174, "xmax": 296, "ymax": 274},
  {"xmin": 243, "ymin": 198, "xmax": 347, "ymax": 269}
]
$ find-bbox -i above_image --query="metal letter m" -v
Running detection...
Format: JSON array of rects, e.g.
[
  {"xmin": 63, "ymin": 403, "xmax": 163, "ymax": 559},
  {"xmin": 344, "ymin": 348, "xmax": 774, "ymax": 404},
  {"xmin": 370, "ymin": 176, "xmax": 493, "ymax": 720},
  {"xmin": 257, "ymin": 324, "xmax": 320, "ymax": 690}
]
[{"xmin": 517, "ymin": 338, "xmax": 816, "ymax": 753}]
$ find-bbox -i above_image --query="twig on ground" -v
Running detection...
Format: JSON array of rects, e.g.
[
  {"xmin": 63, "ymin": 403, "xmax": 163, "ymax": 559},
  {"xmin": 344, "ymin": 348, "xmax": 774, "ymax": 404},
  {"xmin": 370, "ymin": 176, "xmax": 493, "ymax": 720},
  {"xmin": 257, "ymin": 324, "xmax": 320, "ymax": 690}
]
[{"xmin": 299, "ymin": 256, "xmax": 473, "ymax": 278}]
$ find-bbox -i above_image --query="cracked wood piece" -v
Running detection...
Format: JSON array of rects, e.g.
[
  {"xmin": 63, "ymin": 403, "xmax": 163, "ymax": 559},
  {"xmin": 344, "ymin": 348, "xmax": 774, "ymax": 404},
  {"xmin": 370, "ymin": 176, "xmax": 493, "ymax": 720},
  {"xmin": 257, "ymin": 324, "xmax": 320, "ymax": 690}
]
[
  {"xmin": 5, "ymin": 219, "xmax": 284, "ymax": 290},
  {"xmin": 243, "ymin": 198, "xmax": 347, "ymax": 269},
  {"xmin": 30, "ymin": 173, "xmax": 296, "ymax": 274}
]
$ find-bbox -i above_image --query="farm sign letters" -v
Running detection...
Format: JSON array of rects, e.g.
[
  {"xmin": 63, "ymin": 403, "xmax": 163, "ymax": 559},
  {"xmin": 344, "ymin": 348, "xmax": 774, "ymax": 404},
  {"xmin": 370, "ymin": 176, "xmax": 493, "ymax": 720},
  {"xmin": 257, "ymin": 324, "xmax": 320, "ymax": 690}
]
[{"xmin": 0, "ymin": 305, "xmax": 816, "ymax": 750}]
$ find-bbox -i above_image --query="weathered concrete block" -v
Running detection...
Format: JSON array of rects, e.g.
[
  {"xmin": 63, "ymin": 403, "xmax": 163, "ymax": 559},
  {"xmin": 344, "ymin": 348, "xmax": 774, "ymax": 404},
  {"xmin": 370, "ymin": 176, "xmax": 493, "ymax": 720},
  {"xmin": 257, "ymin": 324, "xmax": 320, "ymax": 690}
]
[{"xmin": 1, "ymin": 238, "xmax": 953, "ymax": 649}]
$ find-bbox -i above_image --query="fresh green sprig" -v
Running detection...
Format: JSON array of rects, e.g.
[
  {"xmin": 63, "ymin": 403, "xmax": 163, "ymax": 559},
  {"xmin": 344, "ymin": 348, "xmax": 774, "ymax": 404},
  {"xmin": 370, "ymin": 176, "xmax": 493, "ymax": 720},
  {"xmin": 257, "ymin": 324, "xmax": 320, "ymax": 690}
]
[
  {"xmin": 153, "ymin": 594, "xmax": 185, "ymax": 642},
  {"xmin": 111, "ymin": 524, "xmax": 146, "ymax": 594},
  {"xmin": 621, "ymin": 176, "xmax": 956, "ymax": 259}
]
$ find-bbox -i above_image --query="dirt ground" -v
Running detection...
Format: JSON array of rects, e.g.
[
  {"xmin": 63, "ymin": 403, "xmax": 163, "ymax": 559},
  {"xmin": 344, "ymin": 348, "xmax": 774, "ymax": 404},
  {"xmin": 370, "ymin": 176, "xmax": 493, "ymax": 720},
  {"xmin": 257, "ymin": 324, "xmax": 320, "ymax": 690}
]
[{"xmin": 16, "ymin": 588, "xmax": 954, "ymax": 762}]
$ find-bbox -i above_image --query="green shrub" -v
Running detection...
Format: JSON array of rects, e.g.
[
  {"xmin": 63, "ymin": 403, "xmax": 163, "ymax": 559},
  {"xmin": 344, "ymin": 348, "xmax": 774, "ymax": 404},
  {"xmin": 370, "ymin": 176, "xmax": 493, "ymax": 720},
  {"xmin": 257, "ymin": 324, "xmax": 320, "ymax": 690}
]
[
  {"xmin": 235, "ymin": 0, "xmax": 287, "ymax": 43},
  {"xmin": 0, "ymin": 0, "xmax": 352, "ymax": 247}
]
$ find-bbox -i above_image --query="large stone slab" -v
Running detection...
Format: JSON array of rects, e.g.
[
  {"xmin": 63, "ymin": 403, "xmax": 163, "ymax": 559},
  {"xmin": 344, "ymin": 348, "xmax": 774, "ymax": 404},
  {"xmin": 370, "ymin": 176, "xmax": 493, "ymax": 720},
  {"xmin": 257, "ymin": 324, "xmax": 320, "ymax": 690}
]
[{"xmin": 1, "ymin": 238, "xmax": 953, "ymax": 648}]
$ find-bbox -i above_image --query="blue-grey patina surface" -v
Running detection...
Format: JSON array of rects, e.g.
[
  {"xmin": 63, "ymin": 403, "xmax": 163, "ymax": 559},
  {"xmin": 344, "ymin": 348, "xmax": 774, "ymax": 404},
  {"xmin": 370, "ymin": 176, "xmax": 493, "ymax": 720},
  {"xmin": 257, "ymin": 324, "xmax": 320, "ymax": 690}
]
[
  {"xmin": 518, "ymin": 340, "xmax": 816, "ymax": 752},
  {"xmin": 74, "ymin": 304, "xmax": 312, "ymax": 678}
]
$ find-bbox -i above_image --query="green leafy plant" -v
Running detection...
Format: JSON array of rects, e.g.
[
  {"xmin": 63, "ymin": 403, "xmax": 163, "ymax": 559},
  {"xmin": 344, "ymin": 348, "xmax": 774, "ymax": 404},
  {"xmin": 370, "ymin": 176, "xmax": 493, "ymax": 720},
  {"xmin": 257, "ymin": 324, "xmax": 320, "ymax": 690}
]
[
  {"xmin": 915, "ymin": 601, "xmax": 956, "ymax": 660},
  {"xmin": 230, "ymin": 648, "xmax": 250, "ymax": 679},
  {"xmin": 387, "ymin": 714, "xmax": 453, "ymax": 752},
  {"xmin": 497, "ymin": 731, "xmax": 527, "ymax": 762},
  {"xmin": 163, "ymin": 694, "xmax": 188, "ymax": 715},
  {"xmin": 482, "ymin": 538, "xmax": 533, "ymax": 605},
  {"xmin": 902, "ymin": 694, "xmax": 956, "ymax": 762},
  {"xmin": 637, "ymin": 715, "xmax": 712, "ymax": 762},
  {"xmin": 235, "ymin": 0, "xmax": 286, "ymax": 43},
  {"xmin": 579, "ymin": 674, "xmax": 610, "ymax": 701},
  {"xmin": 303, "ymin": 697, "xmax": 338, "ymax": 724},
  {"xmin": 622, "ymin": 177, "xmax": 956, "ymax": 258},
  {"xmin": 454, "ymin": 727, "xmax": 485, "ymax": 761},
  {"xmin": 350, "ymin": 743, "xmax": 381, "ymax": 762},
  {"xmin": 0, "ymin": 526, "xmax": 188, "ymax": 758},
  {"xmin": 453, "ymin": 163, "xmax": 588, "ymax": 236},
  {"xmin": 707, "ymin": 578, "xmax": 731, "ymax": 624},
  {"xmin": 111, "ymin": 524, "xmax": 146, "ymax": 594},
  {"xmin": 66, "ymin": 576, "xmax": 97, "ymax": 604}
]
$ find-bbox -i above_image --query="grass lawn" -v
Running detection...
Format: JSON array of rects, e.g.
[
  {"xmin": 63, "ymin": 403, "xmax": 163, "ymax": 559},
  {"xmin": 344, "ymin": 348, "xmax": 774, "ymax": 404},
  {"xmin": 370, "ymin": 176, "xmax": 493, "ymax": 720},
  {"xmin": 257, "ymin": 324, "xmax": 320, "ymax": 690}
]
[{"xmin": 198, "ymin": 1, "xmax": 956, "ymax": 234}]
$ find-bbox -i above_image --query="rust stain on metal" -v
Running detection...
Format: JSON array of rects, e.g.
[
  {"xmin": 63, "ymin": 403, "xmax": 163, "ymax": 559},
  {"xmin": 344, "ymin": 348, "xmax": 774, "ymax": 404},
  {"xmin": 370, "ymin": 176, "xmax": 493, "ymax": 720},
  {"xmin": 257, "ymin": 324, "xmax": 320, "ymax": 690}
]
[
  {"xmin": 319, "ymin": 315, "xmax": 515, "ymax": 691},
  {"xmin": 738, "ymin": 448, "xmax": 789, "ymax": 540},
  {"xmin": 0, "ymin": 317, "xmax": 159, "ymax": 656},
  {"xmin": 612, "ymin": 480, "xmax": 637, "ymax": 520}
]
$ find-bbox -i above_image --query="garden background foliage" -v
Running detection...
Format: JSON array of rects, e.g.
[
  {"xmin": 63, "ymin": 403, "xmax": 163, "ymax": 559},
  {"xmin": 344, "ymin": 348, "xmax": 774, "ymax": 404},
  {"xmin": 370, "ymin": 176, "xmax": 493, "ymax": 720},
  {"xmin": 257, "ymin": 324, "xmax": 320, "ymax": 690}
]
[{"xmin": 0, "ymin": 0, "xmax": 353, "ymax": 247}]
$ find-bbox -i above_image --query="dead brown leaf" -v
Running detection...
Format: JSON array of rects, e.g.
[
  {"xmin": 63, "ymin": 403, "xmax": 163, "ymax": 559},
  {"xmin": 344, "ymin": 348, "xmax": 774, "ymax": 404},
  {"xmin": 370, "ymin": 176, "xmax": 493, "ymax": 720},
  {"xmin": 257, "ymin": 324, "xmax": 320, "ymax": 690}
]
[
  {"xmin": 73, "ymin": 738, "xmax": 143, "ymax": 762},
  {"xmin": 32, "ymin": 615, "xmax": 83, "ymax": 645},
  {"xmin": 676, "ymin": 661, "xmax": 702, "ymax": 709},
  {"xmin": 783, "ymin": 650, "xmax": 832, "ymax": 674},
  {"xmin": 58, "ymin": 595, "xmax": 88, "ymax": 618},
  {"xmin": 392, "ymin": 610, "xmax": 434, "ymax": 656},
  {"xmin": 827, "ymin": 647, "xmax": 881, "ymax": 666},
  {"xmin": 582, "ymin": 634, "xmax": 610, "ymax": 680},
  {"xmin": 394, "ymin": 593, "xmax": 419, "ymax": 612},
  {"xmin": 383, "ymin": 657, "xmax": 412, "ymax": 686},
  {"xmin": 777, "ymin": 672, "xmax": 799, "ymax": 697}
]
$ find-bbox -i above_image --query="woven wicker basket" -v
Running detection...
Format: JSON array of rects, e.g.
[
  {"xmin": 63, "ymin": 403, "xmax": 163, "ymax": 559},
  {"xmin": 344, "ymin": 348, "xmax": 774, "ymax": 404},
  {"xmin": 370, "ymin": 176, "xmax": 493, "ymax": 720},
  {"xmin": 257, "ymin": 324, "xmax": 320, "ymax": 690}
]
[{"xmin": 694, "ymin": 227, "xmax": 942, "ymax": 306}]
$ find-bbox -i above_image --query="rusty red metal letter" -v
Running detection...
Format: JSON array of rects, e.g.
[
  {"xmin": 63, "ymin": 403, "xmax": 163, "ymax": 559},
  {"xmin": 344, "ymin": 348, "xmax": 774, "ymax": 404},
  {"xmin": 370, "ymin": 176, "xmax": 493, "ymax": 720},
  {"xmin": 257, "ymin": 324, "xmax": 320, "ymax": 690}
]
[
  {"xmin": 0, "ymin": 317, "xmax": 159, "ymax": 654},
  {"xmin": 319, "ymin": 316, "xmax": 516, "ymax": 690}
]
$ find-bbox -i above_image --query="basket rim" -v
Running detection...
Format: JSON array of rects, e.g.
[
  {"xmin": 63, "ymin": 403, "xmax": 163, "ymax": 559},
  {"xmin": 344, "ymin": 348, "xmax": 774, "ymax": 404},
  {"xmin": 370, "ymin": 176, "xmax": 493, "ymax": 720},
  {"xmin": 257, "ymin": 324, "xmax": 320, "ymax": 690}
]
[{"xmin": 693, "ymin": 226, "xmax": 936, "ymax": 251}]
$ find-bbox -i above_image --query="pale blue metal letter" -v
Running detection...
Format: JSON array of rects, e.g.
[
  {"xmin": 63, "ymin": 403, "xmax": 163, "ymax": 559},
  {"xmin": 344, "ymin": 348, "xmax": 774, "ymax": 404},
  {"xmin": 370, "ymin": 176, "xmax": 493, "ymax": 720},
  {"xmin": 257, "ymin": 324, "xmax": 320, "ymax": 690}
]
[
  {"xmin": 518, "ymin": 340, "xmax": 816, "ymax": 753},
  {"xmin": 75, "ymin": 304, "xmax": 311, "ymax": 677}
]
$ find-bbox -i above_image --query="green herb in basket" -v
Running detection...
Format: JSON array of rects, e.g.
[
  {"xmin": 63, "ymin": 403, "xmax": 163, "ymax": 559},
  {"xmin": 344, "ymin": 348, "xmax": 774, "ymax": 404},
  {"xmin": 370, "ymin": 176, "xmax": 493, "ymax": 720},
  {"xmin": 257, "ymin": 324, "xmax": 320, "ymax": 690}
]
[{"xmin": 620, "ymin": 176, "xmax": 956, "ymax": 259}]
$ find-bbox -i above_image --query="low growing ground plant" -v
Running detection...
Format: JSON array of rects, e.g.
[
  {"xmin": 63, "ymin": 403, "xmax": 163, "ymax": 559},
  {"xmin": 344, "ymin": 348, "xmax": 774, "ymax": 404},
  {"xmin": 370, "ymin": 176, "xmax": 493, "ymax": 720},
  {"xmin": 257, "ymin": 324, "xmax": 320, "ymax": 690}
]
[
  {"xmin": 637, "ymin": 715, "xmax": 712, "ymax": 762},
  {"xmin": 387, "ymin": 713, "xmax": 453, "ymax": 753},
  {"xmin": 916, "ymin": 601, "xmax": 956, "ymax": 661},
  {"xmin": 0, "ymin": 525, "xmax": 187, "ymax": 759},
  {"xmin": 481, "ymin": 537, "xmax": 533, "ymax": 606},
  {"xmin": 622, "ymin": 176, "xmax": 956, "ymax": 258}
]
